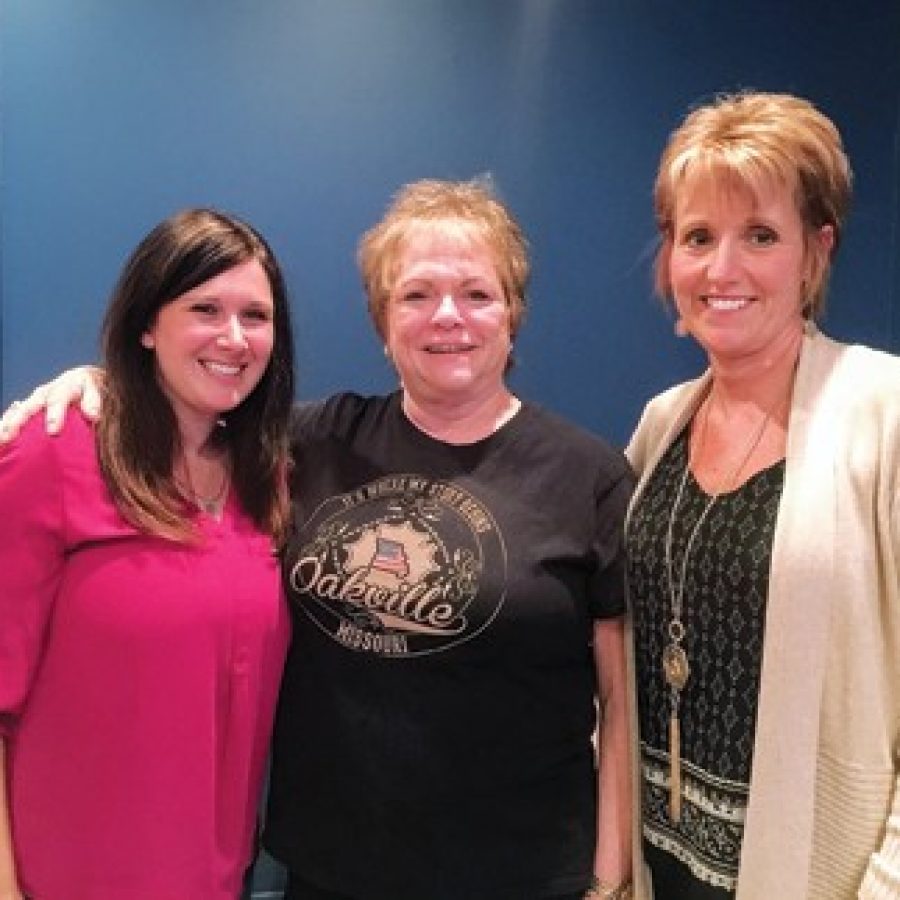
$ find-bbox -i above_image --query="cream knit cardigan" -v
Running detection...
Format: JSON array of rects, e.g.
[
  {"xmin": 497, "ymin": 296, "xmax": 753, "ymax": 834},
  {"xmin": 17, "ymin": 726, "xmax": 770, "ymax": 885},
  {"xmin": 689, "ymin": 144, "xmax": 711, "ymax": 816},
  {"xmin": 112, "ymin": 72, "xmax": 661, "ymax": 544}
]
[{"xmin": 624, "ymin": 327, "xmax": 900, "ymax": 899}]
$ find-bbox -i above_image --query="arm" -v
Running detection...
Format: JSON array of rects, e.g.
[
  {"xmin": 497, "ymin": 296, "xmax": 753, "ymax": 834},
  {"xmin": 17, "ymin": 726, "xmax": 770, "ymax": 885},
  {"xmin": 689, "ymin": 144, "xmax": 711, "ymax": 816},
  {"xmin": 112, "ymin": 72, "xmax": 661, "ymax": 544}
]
[
  {"xmin": 857, "ymin": 490, "xmax": 900, "ymax": 898},
  {"xmin": 858, "ymin": 779, "xmax": 900, "ymax": 898},
  {"xmin": 0, "ymin": 741, "xmax": 24, "ymax": 900},
  {"xmin": 0, "ymin": 425, "xmax": 68, "ymax": 900},
  {"xmin": 0, "ymin": 366, "xmax": 103, "ymax": 443},
  {"xmin": 590, "ymin": 616, "xmax": 632, "ymax": 897}
]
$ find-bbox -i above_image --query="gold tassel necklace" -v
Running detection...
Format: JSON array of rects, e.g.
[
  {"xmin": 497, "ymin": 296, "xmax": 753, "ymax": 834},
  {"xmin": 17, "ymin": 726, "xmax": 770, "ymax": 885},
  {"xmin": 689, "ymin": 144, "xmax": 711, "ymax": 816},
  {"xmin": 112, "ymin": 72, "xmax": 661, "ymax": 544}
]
[{"xmin": 662, "ymin": 395, "xmax": 778, "ymax": 822}]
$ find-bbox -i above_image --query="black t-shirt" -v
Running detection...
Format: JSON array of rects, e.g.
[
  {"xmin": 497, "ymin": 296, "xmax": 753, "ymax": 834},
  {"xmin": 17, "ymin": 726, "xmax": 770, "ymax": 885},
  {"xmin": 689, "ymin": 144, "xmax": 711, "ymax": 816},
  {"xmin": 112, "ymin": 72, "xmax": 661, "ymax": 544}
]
[{"xmin": 264, "ymin": 392, "xmax": 632, "ymax": 900}]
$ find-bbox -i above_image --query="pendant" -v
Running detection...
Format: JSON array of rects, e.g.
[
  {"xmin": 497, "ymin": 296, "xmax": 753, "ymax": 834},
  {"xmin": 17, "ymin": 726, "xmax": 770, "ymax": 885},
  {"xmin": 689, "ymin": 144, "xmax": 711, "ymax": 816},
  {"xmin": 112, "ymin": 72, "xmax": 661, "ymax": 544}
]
[
  {"xmin": 662, "ymin": 642, "xmax": 690, "ymax": 691},
  {"xmin": 669, "ymin": 711, "xmax": 682, "ymax": 822}
]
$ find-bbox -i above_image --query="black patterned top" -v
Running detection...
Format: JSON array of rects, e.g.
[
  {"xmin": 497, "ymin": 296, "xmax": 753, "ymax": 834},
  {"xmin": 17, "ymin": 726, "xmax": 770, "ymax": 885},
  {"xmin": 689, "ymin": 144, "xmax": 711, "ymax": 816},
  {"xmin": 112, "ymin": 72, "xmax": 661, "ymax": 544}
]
[{"xmin": 627, "ymin": 427, "xmax": 785, "ymax": 897}]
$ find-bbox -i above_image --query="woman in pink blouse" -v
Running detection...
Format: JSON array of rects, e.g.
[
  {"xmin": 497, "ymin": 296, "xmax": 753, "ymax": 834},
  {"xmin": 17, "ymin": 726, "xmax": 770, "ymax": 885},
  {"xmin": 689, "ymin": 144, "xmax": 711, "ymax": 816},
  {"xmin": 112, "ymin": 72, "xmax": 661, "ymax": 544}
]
[{"xmin": 0, "ymin": 209, "xmax": 294, "ymax": 899}]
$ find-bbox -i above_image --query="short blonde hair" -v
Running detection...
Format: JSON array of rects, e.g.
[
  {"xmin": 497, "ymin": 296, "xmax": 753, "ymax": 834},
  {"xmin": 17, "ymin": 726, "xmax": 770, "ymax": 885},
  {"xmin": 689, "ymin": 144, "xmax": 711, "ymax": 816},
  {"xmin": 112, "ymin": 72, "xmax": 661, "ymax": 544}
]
[
  {"xmin": 358, "ymin": 178, "xmax": 530, "ymax": 339},
  {"xmin": 654, "ymin": 91, "xmax": 852, "ymax": 317}
]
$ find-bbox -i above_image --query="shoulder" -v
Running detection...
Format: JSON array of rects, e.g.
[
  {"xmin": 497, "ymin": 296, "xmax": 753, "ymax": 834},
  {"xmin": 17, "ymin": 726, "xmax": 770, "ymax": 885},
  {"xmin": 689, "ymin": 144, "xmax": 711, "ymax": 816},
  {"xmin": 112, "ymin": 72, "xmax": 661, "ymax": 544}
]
[
  {"xmin": 838, "ymin": 343, "xmax": 900, "ymax": 396},
  {"xmin": 290, "ymin": 392, "xmax": 393, "ymax": 448},
  {"xmin": 520, "ymin": 402, "xmax": 632, "ymax": 484},
  {"xmin": 626, "ymin": 375, "xmax": 706, "ymax": 468},
  {"xmin": 638, "ymin": 377, "xmax": 705, "ymax": 424},
  {"xmin": 0, "ymin": 411, "xmax": 95, "ymax": 473},
  {"xmin": 806, "ymin": 331, "xmax": 900, "ymax": 413},
  {"xmin": 0, "ymin": 415, "xmax": 98, "ymax": 525}
]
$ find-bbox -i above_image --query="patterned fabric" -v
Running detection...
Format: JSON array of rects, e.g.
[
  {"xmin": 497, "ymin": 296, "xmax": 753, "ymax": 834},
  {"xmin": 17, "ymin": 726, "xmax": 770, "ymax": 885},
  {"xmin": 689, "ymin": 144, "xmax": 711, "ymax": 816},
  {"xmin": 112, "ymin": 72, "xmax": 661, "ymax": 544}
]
[{"xmin": 627, "ymin": 428, "xmax": 784, "ymax": 896}]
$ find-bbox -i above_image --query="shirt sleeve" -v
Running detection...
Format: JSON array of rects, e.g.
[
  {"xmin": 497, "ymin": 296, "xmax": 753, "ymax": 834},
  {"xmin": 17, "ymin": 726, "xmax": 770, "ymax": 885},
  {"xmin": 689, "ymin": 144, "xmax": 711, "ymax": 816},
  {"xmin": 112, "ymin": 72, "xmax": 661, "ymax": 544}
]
[
  {"xmin": 0, "ymin": 420, "xmax": 67, "ymax": 737},
  {"xmin": 588, "ymin": 460, "xmax": 635, "ymax": 620}
]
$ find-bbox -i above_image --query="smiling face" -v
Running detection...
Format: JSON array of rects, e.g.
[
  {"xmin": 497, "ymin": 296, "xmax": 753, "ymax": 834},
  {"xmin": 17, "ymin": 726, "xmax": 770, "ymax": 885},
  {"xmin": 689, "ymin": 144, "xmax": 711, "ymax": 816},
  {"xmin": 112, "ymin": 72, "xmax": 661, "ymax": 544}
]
[
  {"xmin": 668, "ymin": 176, "xmax": 833, "ymax": 367},
  {"xmin": 141, "ymin": 258, "xmax": 275, "ymax": 439},
  {"xmin": 385, "ymin": 227, "xmax": 512, "ymax": 409}
]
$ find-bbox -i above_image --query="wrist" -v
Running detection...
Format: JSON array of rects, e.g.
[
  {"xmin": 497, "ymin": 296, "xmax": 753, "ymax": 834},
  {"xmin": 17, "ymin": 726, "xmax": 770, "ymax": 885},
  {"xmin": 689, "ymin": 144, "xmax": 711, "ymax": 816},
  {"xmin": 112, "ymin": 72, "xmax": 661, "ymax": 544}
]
[{"xmin": 584, "ymin": 875, "xmax": 633, "ymax": 900}]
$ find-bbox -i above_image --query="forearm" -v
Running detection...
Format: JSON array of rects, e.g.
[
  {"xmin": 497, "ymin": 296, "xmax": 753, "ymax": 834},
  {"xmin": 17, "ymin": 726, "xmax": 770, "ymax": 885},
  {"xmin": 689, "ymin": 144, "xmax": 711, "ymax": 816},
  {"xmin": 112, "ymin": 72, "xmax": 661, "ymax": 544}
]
[
  {"xmin": 592, "ymin": 619, "xmax": 632, "ymax": 888},
  {"xmin": 594, "ymin": 691, "xmax": 632, "ymax": 881},
  {"xmin": 0, "ymin": 740, "xmax": 23, "ymax": 900}
]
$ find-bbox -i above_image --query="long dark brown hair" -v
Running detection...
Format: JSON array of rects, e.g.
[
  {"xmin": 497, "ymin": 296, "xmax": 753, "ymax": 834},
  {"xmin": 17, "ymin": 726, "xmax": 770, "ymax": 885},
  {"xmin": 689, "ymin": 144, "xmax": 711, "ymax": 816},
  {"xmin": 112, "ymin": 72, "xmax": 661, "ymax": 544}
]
[{"xmin": 98, "ymin": 208, "xmax": 295, "ymax": 543}]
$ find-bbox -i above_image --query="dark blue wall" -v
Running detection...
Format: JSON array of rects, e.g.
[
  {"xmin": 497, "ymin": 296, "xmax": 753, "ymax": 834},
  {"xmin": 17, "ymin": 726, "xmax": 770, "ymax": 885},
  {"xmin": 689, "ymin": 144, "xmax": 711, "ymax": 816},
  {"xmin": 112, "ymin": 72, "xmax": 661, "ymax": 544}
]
[
  {"xmin": 2, "ymin": 2, "xmax": 898, "ymax": 894},
  {"xmin": 2, "ymin": 1, "xmax": 899, "ymax": 447}
]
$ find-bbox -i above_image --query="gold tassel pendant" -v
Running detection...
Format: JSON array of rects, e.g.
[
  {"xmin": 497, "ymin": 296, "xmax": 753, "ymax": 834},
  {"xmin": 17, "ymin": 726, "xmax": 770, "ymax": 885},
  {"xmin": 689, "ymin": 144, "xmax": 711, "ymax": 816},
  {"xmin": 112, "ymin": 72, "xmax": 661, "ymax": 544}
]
[{"xmin": 669, "ymin": 711, "xmax": 682, "ymax": 823}]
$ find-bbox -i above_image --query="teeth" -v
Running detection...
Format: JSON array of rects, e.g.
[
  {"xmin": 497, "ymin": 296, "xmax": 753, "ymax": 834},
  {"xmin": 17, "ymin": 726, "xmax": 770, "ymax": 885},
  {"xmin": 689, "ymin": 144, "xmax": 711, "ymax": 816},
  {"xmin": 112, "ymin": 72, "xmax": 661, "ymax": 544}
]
[
  {"xmin": 203, "ymin": 361, "xmax": 242, "ymax": 376},
  {"xmin": 707, "ymin": 297, "xmax": 749, "ymax": 311},
  {"xmin": 427, "ymin": 345, "xmax": 471, "ymax": 353}
]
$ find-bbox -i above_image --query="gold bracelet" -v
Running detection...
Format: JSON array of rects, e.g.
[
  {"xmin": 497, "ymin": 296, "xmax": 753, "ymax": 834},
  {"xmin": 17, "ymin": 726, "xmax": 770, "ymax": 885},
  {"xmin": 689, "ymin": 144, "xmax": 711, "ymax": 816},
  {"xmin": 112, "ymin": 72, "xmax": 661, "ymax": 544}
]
[{"xmin": 584, "ymin": 876, "xmax": 633, "ymax": 900}]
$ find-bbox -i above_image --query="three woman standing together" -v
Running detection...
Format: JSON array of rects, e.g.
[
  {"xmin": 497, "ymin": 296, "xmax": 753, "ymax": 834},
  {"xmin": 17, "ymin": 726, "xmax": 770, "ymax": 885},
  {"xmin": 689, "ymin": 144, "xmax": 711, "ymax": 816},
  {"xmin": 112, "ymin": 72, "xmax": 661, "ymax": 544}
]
[{"xmin": 1, "ymin": 91, "xmax": 898, "ymax": 899}]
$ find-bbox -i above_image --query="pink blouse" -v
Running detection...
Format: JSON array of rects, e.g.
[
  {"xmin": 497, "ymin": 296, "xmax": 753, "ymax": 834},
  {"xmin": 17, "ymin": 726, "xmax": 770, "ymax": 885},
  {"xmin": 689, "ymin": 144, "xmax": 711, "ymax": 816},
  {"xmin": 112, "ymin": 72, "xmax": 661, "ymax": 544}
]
[{"xmin": 0, "ymin": 415, "xmax": 290, "ymax": 899}]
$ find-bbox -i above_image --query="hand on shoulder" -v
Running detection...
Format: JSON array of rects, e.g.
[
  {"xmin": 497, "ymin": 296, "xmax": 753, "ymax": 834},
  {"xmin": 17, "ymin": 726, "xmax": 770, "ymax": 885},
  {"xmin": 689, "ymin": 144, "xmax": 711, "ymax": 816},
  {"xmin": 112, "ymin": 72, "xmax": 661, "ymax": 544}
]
[{"xmin": 0, "ymin": 366, "xmax": 103, "ymax": 443}]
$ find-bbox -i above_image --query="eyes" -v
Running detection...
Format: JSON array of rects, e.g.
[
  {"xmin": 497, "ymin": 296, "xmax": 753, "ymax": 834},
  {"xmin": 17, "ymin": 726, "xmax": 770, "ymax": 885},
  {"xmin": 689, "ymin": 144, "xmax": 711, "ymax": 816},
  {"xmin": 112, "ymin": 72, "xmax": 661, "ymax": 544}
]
[
  {"xmin": 187, "ymin": 300, "xmax": 273, "ymax": 325},
  {"xmin": 679, "ymin": 224, "xmax": 780, "ymax": 250},
  {"xmin": 396, "ymin": 286, "xmax": 499, "ymax": 306}
]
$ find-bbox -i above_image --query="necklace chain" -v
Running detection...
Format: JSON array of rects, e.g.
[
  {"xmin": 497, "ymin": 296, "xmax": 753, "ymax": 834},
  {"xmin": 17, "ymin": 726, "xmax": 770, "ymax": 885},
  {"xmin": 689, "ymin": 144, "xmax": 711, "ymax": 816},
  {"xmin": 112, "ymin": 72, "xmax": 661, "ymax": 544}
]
[
  {"xmin": 661, "ymin": 393, "xmax": 782, "ymax": 821},
  {"xmin": 663, "ymin": 398, "xmax": 775, "ymax": 622},
  {"xmin": 174, "ymin": 458, "xmax": 230, "ymax": 516}
]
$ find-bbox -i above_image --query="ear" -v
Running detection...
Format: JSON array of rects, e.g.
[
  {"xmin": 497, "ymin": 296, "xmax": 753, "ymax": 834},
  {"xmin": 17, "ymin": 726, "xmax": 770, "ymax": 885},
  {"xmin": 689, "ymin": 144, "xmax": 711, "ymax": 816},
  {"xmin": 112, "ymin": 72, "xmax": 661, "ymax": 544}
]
[
  {"xmin": 804, "ymin": 224, "xmax": 835, "ymax": 288},
  {"xmin": 815, "ymin": 224, "xmax": 835, "ymax": 256},
  {"xmin": 141, "ymin": 331, "xmax": 155, "ymax": 350},
  {"xmin": 655, "ymin": 236, "xmax": 674, "ymax": 300}
]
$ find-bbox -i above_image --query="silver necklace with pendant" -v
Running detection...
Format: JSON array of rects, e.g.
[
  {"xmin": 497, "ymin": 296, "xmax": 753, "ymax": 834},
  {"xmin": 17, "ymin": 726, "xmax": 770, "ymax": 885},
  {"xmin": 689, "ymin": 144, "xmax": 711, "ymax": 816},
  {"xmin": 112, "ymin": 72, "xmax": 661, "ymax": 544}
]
[
  {"xmin": 662, "ymin": 396, "xmax": 777, "ymax": 822},
  {"xmin": 174, "ymin": 459, "xmax": 230, "ymax": 518}
]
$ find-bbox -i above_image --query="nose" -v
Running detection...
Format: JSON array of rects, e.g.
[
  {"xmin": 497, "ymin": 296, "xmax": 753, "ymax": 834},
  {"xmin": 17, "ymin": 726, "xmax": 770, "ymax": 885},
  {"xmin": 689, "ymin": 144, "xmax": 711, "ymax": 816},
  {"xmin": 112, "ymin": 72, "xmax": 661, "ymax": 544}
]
[
  {"xmin": 218, "ymin": 314, "xmax": 249, "ymax": 349},
  {"xmin": 432, "ymin": 293, "xmax": 463, "ymax": 326},
  {"xmin": 706, "ymin": 237, "xmax": 740, "ymax": 284}
]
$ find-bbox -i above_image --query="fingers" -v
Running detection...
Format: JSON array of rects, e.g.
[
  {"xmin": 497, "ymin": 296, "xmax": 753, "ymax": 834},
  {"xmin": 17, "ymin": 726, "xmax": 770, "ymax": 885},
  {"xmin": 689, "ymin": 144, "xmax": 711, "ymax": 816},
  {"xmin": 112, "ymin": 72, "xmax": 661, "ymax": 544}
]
[
  {"xmin": 42, "ymin": 365, "xmax": 102, "ymax": 433},
  {"xmin": 43, "ymin": 369, "xmax": 92, "ymax": 433},
  {"xmin": 79, "ymin": 367, "xmax": 104, "ymax": 421},
  {"xmin": 0, "ymin": 387, "xmax": 47, "ymax": 442},
  {"xmin": 0, "ymin": 399, "xmax": 22, "ymax": 443},
  {"xmin": 0, "ymin": 367, "xmax": 103, "ymax": 443}
]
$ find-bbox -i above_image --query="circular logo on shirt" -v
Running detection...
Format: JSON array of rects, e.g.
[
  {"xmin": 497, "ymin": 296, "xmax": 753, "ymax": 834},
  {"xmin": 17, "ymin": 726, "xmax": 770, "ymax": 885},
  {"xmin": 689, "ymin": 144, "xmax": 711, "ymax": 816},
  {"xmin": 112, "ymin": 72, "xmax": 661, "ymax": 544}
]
[{"xmin": 287, "ymin": 474, "xmax": 507, "ymax": 657}]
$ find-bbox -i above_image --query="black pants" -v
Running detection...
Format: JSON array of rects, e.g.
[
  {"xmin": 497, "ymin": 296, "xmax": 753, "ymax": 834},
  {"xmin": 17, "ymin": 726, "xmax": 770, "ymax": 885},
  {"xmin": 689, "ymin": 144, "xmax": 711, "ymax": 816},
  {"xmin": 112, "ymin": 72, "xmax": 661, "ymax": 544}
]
[
  {"xmin": 282, "ymin": 874, "xmax": 354, "ymax": 900},
  {"xmin": 283, "ymin": 871, "xmax": 583, "ymax": 900}
]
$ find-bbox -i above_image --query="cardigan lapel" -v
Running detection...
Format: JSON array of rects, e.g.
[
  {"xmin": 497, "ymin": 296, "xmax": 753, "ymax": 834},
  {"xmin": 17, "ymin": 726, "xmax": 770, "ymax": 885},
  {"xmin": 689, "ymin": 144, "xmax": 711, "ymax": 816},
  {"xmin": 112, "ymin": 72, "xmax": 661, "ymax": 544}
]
[
  {"xmin": 737, "ymin": 328, "xmax": 840, "ymax": 899},
  {"xmin": 625, "ymin": 376, "xmax": 710, "ymax": 900},
  {"xmin": 625, "ymin": 374, "xmax": 711, "ymax": 526}
]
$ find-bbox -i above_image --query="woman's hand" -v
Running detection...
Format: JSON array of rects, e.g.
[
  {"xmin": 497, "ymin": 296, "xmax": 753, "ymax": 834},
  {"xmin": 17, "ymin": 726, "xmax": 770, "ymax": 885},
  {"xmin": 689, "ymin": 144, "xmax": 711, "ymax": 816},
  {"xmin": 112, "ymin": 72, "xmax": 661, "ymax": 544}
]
[
  {"xmin": 0, "ymin": 366, "xmax": 103, "ymax": 443},
  {"xmin": 0, "ymin": 741, "xmax": 25, "ymax": 900}
]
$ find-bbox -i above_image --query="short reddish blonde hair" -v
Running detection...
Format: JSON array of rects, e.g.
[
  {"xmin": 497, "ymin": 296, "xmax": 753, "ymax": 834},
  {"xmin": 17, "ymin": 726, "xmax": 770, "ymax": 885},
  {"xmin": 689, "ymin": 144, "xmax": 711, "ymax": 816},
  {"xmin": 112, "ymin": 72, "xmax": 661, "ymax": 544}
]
[
  {"xmin": 654, "ymin": 91, "xmax": 852, "ymax": 318},
  {"xmin": 358, "ymin": 178, "xmax": 530, "ymax": 340}
]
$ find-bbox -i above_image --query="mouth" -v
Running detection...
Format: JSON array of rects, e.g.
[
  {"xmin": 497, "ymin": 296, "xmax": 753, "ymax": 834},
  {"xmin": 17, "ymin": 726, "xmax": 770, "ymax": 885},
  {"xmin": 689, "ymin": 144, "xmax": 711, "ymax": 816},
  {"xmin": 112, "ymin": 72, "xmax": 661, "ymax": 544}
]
[
  {"xmin": 200, "ymin": 360, "xmax": 246, "ymax": 377},
  {"xmin": 703, "ymin": 296, "xmax": 752, "ymax": 311},
  {"xmin": 423, "ymin": 343, "xmax": 475, "ymax": 354}
]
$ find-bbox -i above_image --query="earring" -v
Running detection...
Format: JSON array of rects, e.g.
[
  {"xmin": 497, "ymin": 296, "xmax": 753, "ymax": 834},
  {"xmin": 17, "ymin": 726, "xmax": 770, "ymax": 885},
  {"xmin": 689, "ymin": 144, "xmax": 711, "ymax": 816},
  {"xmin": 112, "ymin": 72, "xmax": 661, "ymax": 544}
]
[{"xmin": 674, "ymin": 319, "xmax": 689, "ymax": 337}]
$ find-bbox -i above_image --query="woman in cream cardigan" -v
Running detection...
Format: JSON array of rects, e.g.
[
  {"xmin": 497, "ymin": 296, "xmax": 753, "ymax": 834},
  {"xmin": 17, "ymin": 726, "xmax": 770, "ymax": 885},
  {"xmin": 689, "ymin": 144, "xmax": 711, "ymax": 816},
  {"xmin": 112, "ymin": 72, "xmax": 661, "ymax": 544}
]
[{"xmin": 625, "ymin": 91, "xmax": 900, "ymax": 899}]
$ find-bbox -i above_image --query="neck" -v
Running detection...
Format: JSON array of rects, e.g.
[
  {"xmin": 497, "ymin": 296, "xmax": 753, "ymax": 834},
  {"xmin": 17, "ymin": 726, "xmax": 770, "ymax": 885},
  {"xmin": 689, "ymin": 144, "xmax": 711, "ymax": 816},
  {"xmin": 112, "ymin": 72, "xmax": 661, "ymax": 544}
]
[
  {"xmin": 401, "ymin": 387, "xmax": 520, "ymax": 445},
  {"xmin": 706, "ymin": 324, "xmax": 804, "ymax": 414},
  {"xmin": 175, "ymin": 415, "xmax": 218, "ymax": 458},
  {"xmin": 173, "ymin": 420, "xmax": 231, "ymax": 516}
]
